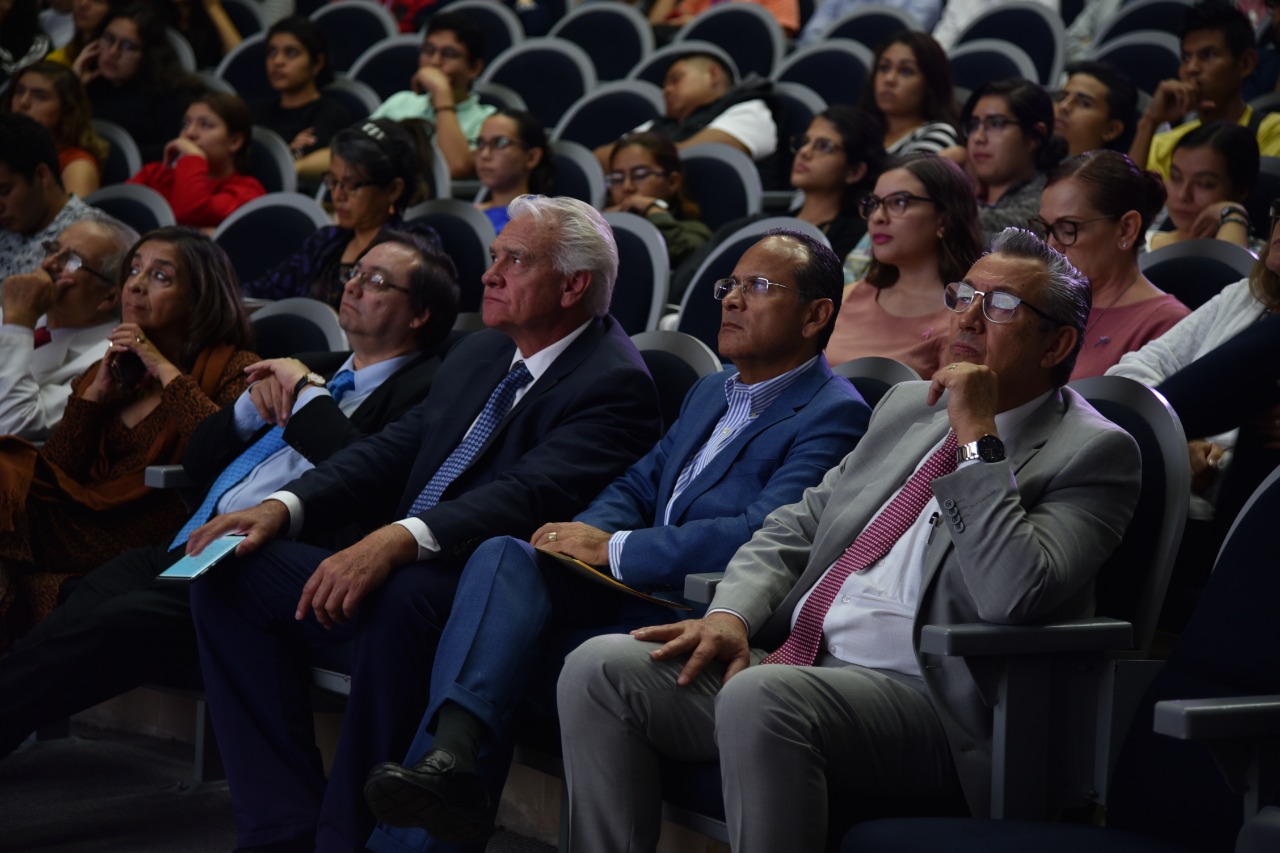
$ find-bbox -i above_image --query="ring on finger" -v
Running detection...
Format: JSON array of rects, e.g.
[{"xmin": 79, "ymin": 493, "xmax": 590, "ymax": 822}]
[{"xmin": 548, "ymin": 531, "xmax": 558, "ymax": 542}]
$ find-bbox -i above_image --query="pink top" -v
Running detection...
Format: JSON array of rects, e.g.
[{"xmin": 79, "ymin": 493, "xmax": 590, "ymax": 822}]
[
  {"xmin": 1070, "ymin": 293, "xmax": 1190, "ymax": 380},
  {"xmin": 826, "ymin": 283, "xmax": 950, "ymax": 379}
]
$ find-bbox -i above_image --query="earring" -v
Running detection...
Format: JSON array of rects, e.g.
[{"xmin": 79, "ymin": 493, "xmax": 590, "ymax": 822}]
[{"xmin": 1120, "ymin": 241, "xmax": 1129, "ymax": 249}]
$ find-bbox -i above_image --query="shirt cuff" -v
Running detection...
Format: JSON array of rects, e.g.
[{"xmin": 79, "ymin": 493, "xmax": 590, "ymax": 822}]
[
  {"xmin": 394, "ymin": 517, "xmax": 441, "ymax": 561},
  {"xmin": 233, "ymin": 390, "xmax": 267, "ymax": 439},
  {"xmin": 607, "ymin": 531, "xmax": 631, "ymax": 581},
  {"xmin": 266, "ymin": 491, "xmax": 303, "ymax": 537},
  {"xmin": 706, "ymin": 608, "xmax": 750, "ymax": 635}
]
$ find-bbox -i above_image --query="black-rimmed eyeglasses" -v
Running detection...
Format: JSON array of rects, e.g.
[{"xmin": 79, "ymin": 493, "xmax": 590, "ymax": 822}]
[{"xmin": 41, "ymin": 240, "xmax": 114, "ymax": 283}]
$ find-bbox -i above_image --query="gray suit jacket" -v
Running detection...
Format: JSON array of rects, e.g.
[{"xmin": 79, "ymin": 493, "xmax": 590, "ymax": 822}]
[{"xmin": 711, "ymin": 380, "xmax": 1143, "ymax": 817}]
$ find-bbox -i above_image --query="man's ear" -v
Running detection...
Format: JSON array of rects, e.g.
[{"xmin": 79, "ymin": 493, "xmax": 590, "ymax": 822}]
[
  {"xmin": 1041, "ymin": 324, "xmax": 1078, "ymax": 373},
  {"xmin": 801, "ymin": 297, "xmax": 835, "ymax": 342},
  {"xmin": 561, "ymin": 269, "xmax": 592, "ymax": 308},
  {"xmin": 1100, "ymin": 118, "xmax": 1124, "ymax": 143},
  {"xmin": 98, "ymin": 281, "xmax": 122, "ymax": 315}
]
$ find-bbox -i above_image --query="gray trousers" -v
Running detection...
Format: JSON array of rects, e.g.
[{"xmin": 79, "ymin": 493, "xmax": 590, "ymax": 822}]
[{"xmin": 557, "ymin": 634, "xmax": 962, "ymax": 852}]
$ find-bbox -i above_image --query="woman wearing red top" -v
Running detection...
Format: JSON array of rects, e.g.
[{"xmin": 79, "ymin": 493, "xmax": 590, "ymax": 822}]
[{"xmin": 128, "ymin": 91, "xmax": 265, "ymax": 230}]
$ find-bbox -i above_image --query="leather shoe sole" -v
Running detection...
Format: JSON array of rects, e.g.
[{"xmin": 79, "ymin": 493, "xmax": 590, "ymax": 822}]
[{"xmin": 364, "ymin": 760, "xmax": 495, "ymax": 843}]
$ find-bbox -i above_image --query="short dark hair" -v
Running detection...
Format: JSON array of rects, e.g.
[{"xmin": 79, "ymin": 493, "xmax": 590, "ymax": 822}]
[
  {"xmin": 0, "ymin": 113, "xmax": 61, "ymax": 185},
  {"xmin": 1047, "ymin": 150, "xmax": 1166, "ymax": 251},
  {"xmin": 860, "ymin": 30, "xmax": 959, "ymax": 129},
  {"xmin": 425, "ymin": 11, "xmax": 486, "ymax": 67},
  {"xmin": 330, "ymin": 119, "xmax": 425, "ymax": 213},
  {"xmin": 191, "ymin": 92, "xmax": 255, "ymax": 174},
  {"xmin": 814, "ymin": 105, "xmax": 887, "ymax": 218},
  {"xmin": 671, "ymin": 51, "xmax": 736, "ymax": 85},
  {"xmin": 1174, "ymin": 120, "xmax": 1260, "ymax": 201},
  {"xmin": 359, "ymin": 229, "xmax": 460, "ymax": 352},
  {"xmin": 765, "ymin": 227, "xmax": 844, "ymax": 351},
  {"xmin": 962, "ymin": 78, "xmax": 1067, "ymax": 173},
  {"xmin": 266, "ymin": 16, "xmax": 334, "ymax": 88},
  {"xmin": 1182, "ymin": 0, "xmax": 1255, "ymax": 58},
  {"xmin": 1062, "ymin": 60, "xmax": 1139, "ymax": 153}
]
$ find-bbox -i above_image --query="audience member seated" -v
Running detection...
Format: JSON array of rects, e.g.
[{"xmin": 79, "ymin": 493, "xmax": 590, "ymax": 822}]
[
  {"xmin": 475, "ymin": 109, "xmax": 552, "ymax": 234},
  {"xmin": 360, "ymin": 228, "xmax": 872, "ymax": 848},
  {"xmin": 827, "ymin": 153, "xmax": 983, "ymax": 377},
  {"xmin": 1131, "ymin": 0, "xmax": 1280, "ymax": 181},
  {"xmin": 798, "ymin": 0, "xmax": 944, "ymax": 48},
  {"xmin": 250, "ymin": 16, "xmax": 353, "ymax": 185},
  {"xmin": 955, "ymin": 78, "xmax": 1067, "ymax": 239},
  {"xmin": 45, "ymin": 0, "xmax": 119, "ymax": 68},
  {"xmin": 604, "ymin": 131, "xmax": 712, "ymax": 269},
  {"xmin": 0, "ymin": 114, "xmax": 110, "ymax": 281},
  {"xmin": 40, "ymin": 0, "xmax": 74, "ymax": 50},
  {"xmin": 0, "ymin": 230, "xmax": 459, "ymax": 765},
  {"xmin": 369, "ymin": 12, "xmax": 495, "ymax": 180},
  {"xmin": 0, "ymin": 0, "xmax": 52, "ymax": 87},
  {"xmin": 156, "ymin": 0, "xmax": 241, "ymax": 70},
  {"xmin": 74, "ymin": 3, "xmax": 205, "ymax": 163},
  {"xmin": 127, "ymin": 92, "xmax": 266, "ymax": 231},
  {"xmin": 598, "ymin": 52, "xmax": 780, "ymax": 180},
  {"xmin": 649, "ymin": 0, "xmax": 799, "ymax": 37},
  {"xmin": 2, "ymin": 60, "xmax": 108, "ymax": 197},
  {"xmin": 1147, "ymin": 121, "xmax": 1261, "ymax": 252},
  {"xmin": 932, "ymin": 0, "xmax": 1058, "ymax": 50},
  {"xmin": 556, "ymin": 226, "xmax": 1142, "ymax": 853},
  {"xmin": 242, "ymin": 118, "xmax": 435, "ymax": 308},
  {"xmin": 0, "ymin": 226, "xmax": 255, "ymax": 650},
  {"xmin": 1034, "ymin": 150, "xmax": 1190, "ymax": 379},
  {"xmin": 186, "ymin": 194, "xmax": 662, "ymax": 852},
  {"xmin": 861, "ymin": 31, "xmax": 960, "ymax": 157},
  {"xmin": 1054, "ymin": 60, "xmax": 1138, "ymax": 157},
  {"xmin": 0, "ymin": 218, "xmax": 137, "ymax": 441}
]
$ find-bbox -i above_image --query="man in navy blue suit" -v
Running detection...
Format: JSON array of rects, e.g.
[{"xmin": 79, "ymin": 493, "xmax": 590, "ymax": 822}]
[
  {"xmin": 185, "ymin": 195, "xmax": 662, "ymax": 853},
  {"xmin": 361, "ymin": 229, "xmax": 873, "ymax": 848}
]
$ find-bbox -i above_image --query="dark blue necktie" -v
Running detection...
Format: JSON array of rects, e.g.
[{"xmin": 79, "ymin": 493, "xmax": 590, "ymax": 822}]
[
  {"xmin": 169, "ymin": 370, "xmax": 356, "ymax": 550},
  {"xmin": 408, "ymin": 361, "xmax": 532, "ymax": 515}
]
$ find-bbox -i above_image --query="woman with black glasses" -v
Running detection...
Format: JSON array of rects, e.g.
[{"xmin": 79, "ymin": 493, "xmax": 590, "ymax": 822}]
[
  {"xmin": 604, "ymin": 131, "xmax": 709, "ymax": 268},
  {"xmin": 826, "ymin": 153, "xmax": 982, "ymax": 377}
]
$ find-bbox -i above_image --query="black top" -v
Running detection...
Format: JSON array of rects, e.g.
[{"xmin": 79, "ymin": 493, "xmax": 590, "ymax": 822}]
[{"xmin": 250, "ymin": 94, "xmax": 354, "ymax": 156}]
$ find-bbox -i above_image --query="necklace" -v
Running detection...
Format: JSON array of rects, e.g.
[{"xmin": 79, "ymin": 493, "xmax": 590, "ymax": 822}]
[{"xmin": 1084, "ymin": 272, "xmax": 1140, "ymax": 348}]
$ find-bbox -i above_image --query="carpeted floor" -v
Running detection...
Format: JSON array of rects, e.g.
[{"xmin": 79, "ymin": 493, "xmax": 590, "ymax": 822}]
[{"xmin": 0, "ymin": 724, "xmax": 555, "ymax": 853}]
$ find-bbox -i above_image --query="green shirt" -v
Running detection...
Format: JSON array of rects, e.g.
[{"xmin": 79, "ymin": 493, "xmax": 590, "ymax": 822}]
[{"xmin": 371, "ymin": 91, "xmax": 496, "ymax": 146}]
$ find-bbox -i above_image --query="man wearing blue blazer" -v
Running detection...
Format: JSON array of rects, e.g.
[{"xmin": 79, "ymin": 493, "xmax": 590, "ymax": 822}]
[{"xmin": 362, "ymin": 228, "xmax": 872, "ymax": 848}]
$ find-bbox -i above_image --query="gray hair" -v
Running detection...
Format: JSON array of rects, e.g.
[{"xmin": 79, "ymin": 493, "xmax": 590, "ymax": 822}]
[
  {"xmin": 987, "ymin": 227, "xmax": 1092, "ymax": 386},
  {"xmin": 77, "ymin": 217, "xmax": 140, "ymax": 293},
  {"xmin": 507, "ymin": 194, "xmax": 618, "ymax": 318}
]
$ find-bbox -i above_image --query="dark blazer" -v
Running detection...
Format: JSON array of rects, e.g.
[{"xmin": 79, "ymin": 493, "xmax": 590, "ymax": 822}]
[
  {"xmin": 181, "ymin": 350, "xmax": 442, "ymax": 548},
  {"xmin": 287, "ymin": 317, "xmax": 663, "ymax": 562},
  {"xmin": 576, "ymin": 358, "xmax": 871, "ymax": 590}
]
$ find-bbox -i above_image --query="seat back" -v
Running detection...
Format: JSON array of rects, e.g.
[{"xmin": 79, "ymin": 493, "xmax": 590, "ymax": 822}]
[
  {"xmin": 323, "ymin": 76, "xmax": 380, "ymax": 121},
  {"xmin": 443, "ymin": 0, "xmax": 524, "ymax": 66},
  {"xmin": 674, "ymin": 3, "xmax": 785, "ymax": 80},
  {"xmin": 309, "ymin": 1, "xmax": 399, "ymax": 72},
  {"xmin": 215, "ymin": 33, "xmax": 270, "ymax": 101},
  {"xmin": 628, "ymin": 41, "xmax": 739, "ymax": 88},
  {"xmin": 1095, "ymin": 0, "xmax": 1193, "ymax": 45},
  {"xmin": 1244, "ymin": 156, "xmax": 1280, "ymax": 240},
  {"xmin": 680, "ymin": 143, "xmax": 763, "ymax": 233},
  {"xmin": 213, "ymin": 192, "xmax": 331, "ymax": 284},
  {"xmin": 348, "ymin": 34, "xmax": 421, "ymax": 102},
  {"xmin": 251, "ymin": 297, "xmax": 348, "ymax": 356},
  {"xmin": 404, "ymin": 198, "xmax": 497, "ymax": 312},
  {"xmin": 249, "ymin": 125, "xmax": 298, "ymax": 194},
  {"xmin": 552, "ymin": 80, "xmax": 664, "ymax": 150},
  {"xmin": 822, "ymin": 5, "xmax": 922, "ymax": 51},
  {"xmin": 832, "ymin": 356, "xmax": 920, "ymax": 406},
  {"xmin": 630, "ymin": 330, "xmax": 723, "ymax": 430},
  {"xmin": 953, "ymin": 1, "xmax": 1065, "ymax": 85},
  {"xmin": 605, "ymin": 211, "xmax": 670, "ymax": 335},
  {"xmin": 1086, "ymin": 31, "xmax": 1181, "ymax": 97},
  {"xmin": 772, "ymin": 40, "xmax": 871, "ymax": 108},
  {"xmin": 222, "ymin": 0, "xmax": 266, "ymax": 37},
  {"xmin": 550, "ymin": 2, "xmax": 654, "ymax": 81},
  {"xmin": 770, "ymin": 81, "xmax": 826, "ymax": 189},
  {"xmin": 472, "ymin": 80, "xmax": 529, "ymax": 113},
  {"xmin": 479, "ymin": 38, "xmax": 597, "ymax": 127},
  {"xmin": 549, "ymin": 139, "xmax": 607, "ymax": 208},
  {"xmin": 948, "ymin": 39, "xmax": 1039, "ymax": 100},
  {"xmin": 1139, "ymin": 239, "xmax": 1256, "ymax": 310},
  {"xmin": 91, "ymin": 120, "xmax": 142, "ymax": 185},
  {"xmin": 166, "ymin": 26, "xmax": 197, "ymax": 71},
  {"xmin": 85, "ymin": 185, "xmax": 177, "ymax": 233}
]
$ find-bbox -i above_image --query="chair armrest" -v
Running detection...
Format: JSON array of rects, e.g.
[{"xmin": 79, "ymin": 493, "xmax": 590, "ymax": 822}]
[
  {"xmin": 919, "ymin": 618, "xmax": 1134, "ymax": 657},
  {"xmin": 1153, "ymin": 696, "xmax": 1280, "ymax": 740},
  {"xmin": 145, "ymin": 465, "xmax": 196, "ymax": 489},
  {"xmin": 683, "ymin": 572, "xmax": 724, "ymax": 604}
]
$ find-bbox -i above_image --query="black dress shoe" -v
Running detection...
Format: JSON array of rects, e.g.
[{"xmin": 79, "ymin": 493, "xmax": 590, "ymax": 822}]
[{"xmin": 364, "ymin": 748, "xmax": 495, "ymax": 843}]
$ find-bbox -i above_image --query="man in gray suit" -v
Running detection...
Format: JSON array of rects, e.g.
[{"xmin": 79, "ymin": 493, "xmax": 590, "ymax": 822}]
[{"xmin": 556, "ymin": 227, "xmax": 1145, "ymax": 853}]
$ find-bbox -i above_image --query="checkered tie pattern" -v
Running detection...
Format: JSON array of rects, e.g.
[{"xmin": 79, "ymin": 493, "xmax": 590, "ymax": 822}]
[
  {"xmin": 168, "ymin": 370, "xmax": 356, "ymax": 550},
  {"xmin": 408, "ymin": 361, "xmax": 532, "ymax": 515},
  {"xmin": 761, "ymin": 431, "xmax": 959, "ymax": 667}
]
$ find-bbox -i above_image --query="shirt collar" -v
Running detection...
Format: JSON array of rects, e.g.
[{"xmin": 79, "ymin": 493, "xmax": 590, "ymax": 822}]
[
  {"xmin": 723, "ymin": 354, "xmax": 820, "ymax": 415},
  {"xmin": 345, "ymin": 352, "xmax": 413, "ymax": 395},
  {"xmin": 510, "ymin": 319, "xmax": 594, "ymax": 384}
]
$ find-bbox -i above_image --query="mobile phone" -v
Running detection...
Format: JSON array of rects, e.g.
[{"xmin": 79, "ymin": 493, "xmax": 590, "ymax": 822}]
[{"xmin": 109, "ymin": 350, "xmax": 147, "ymax": 391}]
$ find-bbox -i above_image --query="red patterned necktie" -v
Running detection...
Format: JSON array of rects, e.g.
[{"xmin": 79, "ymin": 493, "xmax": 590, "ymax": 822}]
[
  {"xmin": 762, "ymin": 431, "xmax": 959, "ymax": 667},
  {"xmin": 32, "ymin": 327, "xmax": 51, "ymax": 348}
]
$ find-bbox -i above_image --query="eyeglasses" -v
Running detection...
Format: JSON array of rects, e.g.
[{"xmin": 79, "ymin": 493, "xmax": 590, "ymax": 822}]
[
  {"xmin": 101, "ymin": 31, "xmax": 141, "ymax": 54},
  {"xmin": 963, "ymin": 115, "xmax": 1018, "ymax": 137},
  {"xmin": 42, "ymin": 240, "xmax": 113, "ymax": 283},
  {"xmin": 420, "ymin": 43, "xmax": 465, "ymax": 61},
  {"xmin": 344, "ymin": 263, "xmax": 411, "ymax": 295},
  {"xmin": 944, "ymin": 282, "xmax": 1057, "ymax": 324},
  {"xmin": 473, "ymin": 135, "xmax": 524, "ymax": 153},
  {"xmin": 790, "ymin": 134, "xmax": 844, "ymax": 156},
  {"xmin": 321, "ymin": 173, "xmax": 378, "ymax": 195},
  {"xmin": 605, "ymin": 166, "xmax": 667, "ymax": 186},
  {"xmin": 858, "ymin": 191, "xmax": 935, "ymax": 220},
  {"xmin": 1028, "ymin": 215, "xmax": 1115, "ymax": 247},
  {"xmin": 712, "ymin": 277, "xmax": 808, "ymax": 300}
]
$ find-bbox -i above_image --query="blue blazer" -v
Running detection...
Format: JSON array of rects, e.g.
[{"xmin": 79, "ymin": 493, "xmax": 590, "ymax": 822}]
[{"xmin": 576, "ymin": 357, "xmax": 871, "ymax": 590}]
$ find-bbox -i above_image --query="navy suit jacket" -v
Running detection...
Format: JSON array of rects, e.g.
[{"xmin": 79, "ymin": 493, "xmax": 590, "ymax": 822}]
[
  {"xmin": 576, "ymin": 357, "xmax": 871, "ymax": 590},
  {"xmin": 285, "ymin": 317, "xmax": 663, "ymax": 562}
]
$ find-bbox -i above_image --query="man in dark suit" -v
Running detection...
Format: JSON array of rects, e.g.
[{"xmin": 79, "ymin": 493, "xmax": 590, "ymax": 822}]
[
  {"xmin": 186, "ymin": 195, "xmax": 662, "ymax": 853},
  {"xmin": 557, "ymin": 228, "xmax": 1145, "ymax": 852},
  {"xmin": 361, "ymin": 229, "xmax": 874, "ymax": 849},
  {"xmin": 0, "ymin": 231, "xmax": 458, "ymax": 761}
]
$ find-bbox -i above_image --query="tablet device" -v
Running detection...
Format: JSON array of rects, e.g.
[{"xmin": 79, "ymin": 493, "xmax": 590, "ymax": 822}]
[{"xmin": 158, "ymin": 534, "xmax": 246, "ymax": 581}]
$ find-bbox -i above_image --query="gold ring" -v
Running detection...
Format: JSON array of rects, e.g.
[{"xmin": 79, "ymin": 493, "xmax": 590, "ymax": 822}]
[
  {"xmin": 136, "ymin": 335, "xmax": 145, "ymax": 344},
  {"xmin": 548, "ymin": 531, "xmax": 558, "ymax": 542},
  {"xmin": 948, "ymin": 363, "xmax": 957, "ymax": 371}
]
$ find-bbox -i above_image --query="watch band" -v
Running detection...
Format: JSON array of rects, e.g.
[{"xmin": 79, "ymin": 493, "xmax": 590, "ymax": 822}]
[{"xmin": 292, "ymin": 372, "xmax": 325, "ymax": 398}]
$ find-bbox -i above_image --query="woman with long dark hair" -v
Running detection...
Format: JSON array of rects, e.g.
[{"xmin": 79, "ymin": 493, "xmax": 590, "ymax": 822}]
[
  {"xmin": 859, "ymin": 31, "xmax": 959, "ymax": 156},
  {"xmin": 2, "ymin": 59, "xmax": 108, "ymax": 196},
  {"xmin": 605, "ymin": 131, "xmax": 709, "ymax": 268}
]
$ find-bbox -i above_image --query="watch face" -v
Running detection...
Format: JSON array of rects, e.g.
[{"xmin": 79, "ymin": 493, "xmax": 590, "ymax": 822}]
[{"xmin": 976, "ymin": 434, "xmax": 1005, "ymax": 462}]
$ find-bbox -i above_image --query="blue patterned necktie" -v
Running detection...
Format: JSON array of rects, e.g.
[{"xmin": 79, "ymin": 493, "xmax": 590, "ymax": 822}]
[
  {"xmin": 168, "ymin": 370, "xmax": 356, "ymax": 550},
  {"xmin": 408, "ymin": 361, "xmax": 533, "ymax": 515}
]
